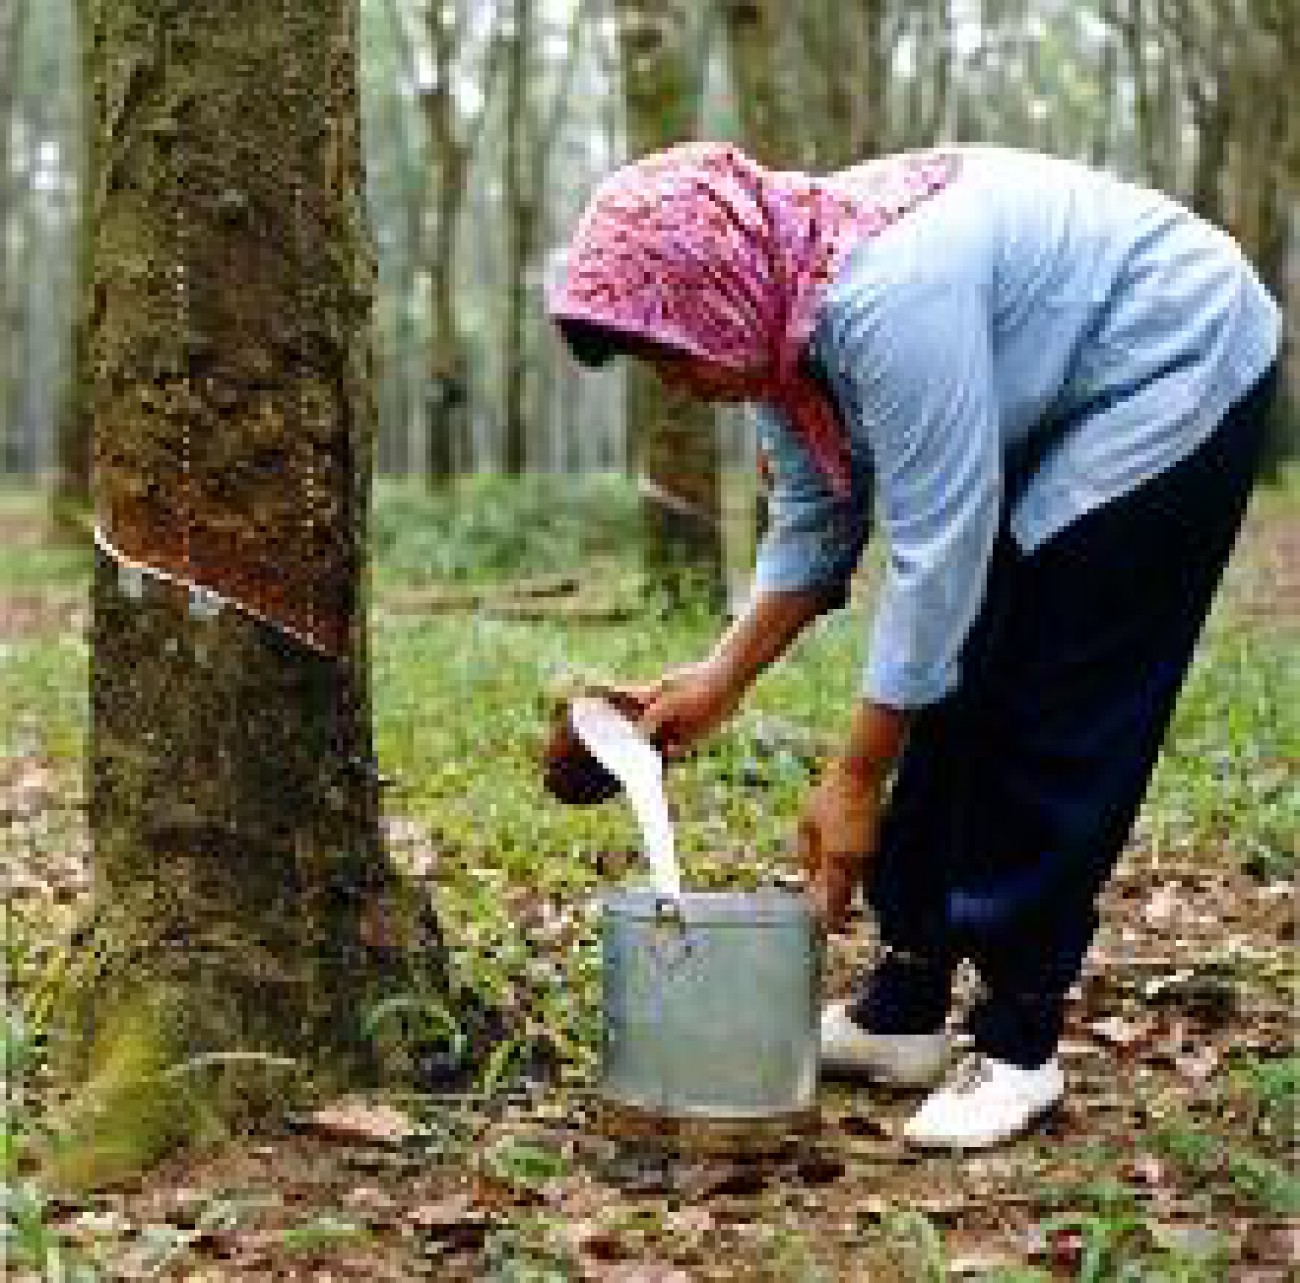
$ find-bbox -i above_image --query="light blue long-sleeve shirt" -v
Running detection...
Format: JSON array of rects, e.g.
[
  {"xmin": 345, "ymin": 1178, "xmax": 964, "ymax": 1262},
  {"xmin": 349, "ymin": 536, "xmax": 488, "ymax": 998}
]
[{"xmin": 752, "ymin": 146, "xmax": 1282, "ymax": 709}]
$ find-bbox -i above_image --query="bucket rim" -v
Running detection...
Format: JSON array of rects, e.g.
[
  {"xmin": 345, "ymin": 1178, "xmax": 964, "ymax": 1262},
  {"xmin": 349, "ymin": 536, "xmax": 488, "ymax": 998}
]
[{"xmin": 599, "ymin": 886, "xmax": 814, "ymax": 925}]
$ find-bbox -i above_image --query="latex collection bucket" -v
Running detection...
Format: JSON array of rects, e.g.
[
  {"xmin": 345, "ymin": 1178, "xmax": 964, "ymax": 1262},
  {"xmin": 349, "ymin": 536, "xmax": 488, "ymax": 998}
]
[{"xmin": 599, "ymin": 888, "xmax": 821, "ymax": 1150}]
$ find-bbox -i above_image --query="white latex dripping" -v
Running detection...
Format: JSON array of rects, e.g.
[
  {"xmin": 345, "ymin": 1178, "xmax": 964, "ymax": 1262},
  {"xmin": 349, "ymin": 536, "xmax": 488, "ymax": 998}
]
[{"xmin": 569, "ymin": 695, "xmax": 681, "ymax": 900}]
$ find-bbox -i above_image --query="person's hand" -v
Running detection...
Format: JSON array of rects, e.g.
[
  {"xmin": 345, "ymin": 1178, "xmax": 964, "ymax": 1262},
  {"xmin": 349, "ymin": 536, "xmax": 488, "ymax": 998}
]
[
  {"xmin": 628, "ymin": 659, "xmax": 742, "ymax": 759},
  {"xmin": 797, "ymin": 759, "xmax": 883, "ymax": 931}
]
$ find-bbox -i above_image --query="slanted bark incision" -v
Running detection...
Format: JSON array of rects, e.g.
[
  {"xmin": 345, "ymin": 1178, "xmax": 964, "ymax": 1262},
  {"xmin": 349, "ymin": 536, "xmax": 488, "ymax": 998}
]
[{"xmin": 60, "ymin": 0, "xmax": 446, "ymax": 1185}]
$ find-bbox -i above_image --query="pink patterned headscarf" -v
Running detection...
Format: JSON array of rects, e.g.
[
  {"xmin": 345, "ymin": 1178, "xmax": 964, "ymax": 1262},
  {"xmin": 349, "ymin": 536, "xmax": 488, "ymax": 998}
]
[{"xmin": 548, "ymin": 142, "xmax": 961, "ymax": 495}]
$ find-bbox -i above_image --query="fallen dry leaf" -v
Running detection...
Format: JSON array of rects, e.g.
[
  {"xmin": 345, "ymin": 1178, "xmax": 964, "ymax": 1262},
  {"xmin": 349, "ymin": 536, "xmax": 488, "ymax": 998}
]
[
  {"xmin": 795, "ymin": 1150, "xmax": 846, "ymax": 1186},
  {"xmin": 342, "ymin": 1184, "xmax": 398, "ymax": 1224},
  {"xmin": 593, "ymin": 1262, "xmax": 693, "ymax": 1283},
  {"xmin": 665, "ymin": 1205, "xmax": 713, "ymax": 1236},
  {"xmin": 1087, "ymin": 1014, "xmax": 1153, "ymax": 1048},
  {"xmin": 1126, "ymin": 1153, "xmax": 1169, "ymax": 1188},
  {"xmin": 1241, "ymin": 1220, "xmax": 1300, "ymax": 1266},
  {"xmin": 407, "ymin": 1191, "xmax": 492, "ymax": 1252},
  {"xmin": 913, "ymin": 1194, "xmax": 967, "ymax": 1222},
  {"xmin": 684, "ymin": 1162, "xmax": 770, "ymax": 1200},
  {"xmin": 1144, "ymin": 884, "xmax": 1187, "ymax": 928},
  {"xmin": 1, "ymin": 759, "xmax": 55, "ymax": 819},
  {"xmin": 1148, "ymin": 1221, "xmax": 1228, "ymax": 1259},
  {"xmin": 561, "ymin": 1218, "xmax": 627, "ymax": 1262},
  {"xmin": 304, "ymin": 1100, "xmax": 417, "ymax": 1147},
  {"xmin": 1174, "ymin": 1044, "xmax": 1221, "ymax": 1083},
  {"xmin": 949, "ymin": 1250, "xmax": 1020, "ymax": 1277},
  {"xmin": 408, "ymin": 1192, "xmax": 473, "ymax": 1231}
]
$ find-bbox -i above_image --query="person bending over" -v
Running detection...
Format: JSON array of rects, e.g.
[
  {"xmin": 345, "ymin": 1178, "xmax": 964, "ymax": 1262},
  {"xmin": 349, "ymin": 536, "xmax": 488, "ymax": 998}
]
[{"xmin": 546, "ymin": 142, "xmax": 1281, "ymax": 1150}]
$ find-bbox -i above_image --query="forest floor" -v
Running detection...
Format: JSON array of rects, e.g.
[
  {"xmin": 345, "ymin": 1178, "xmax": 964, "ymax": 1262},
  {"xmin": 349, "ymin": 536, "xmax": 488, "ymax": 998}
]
[{"xmin": 2, "ymin": 473, "xmax": 1296, "ymax": 1282}]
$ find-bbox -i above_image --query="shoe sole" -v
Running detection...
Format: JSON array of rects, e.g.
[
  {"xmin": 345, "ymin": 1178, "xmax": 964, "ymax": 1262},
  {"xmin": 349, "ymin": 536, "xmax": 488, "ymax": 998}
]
[
  {"xmin": 821, "ymin": 1057, "xmax": 948, "ymax": 1089},
  {"xmin": 903, "ymin": 1097, "xmax": 1064, "ymax": 1151}
]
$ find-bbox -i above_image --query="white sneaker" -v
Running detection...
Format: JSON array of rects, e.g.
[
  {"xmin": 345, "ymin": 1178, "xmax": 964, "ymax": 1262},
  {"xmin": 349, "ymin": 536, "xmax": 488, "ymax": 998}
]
[
  {"xmin": 819, "ymin": 1001, "xmax": 949, "ymax": 1087},
  {"xmin": 903, "ymin": 1053, "xmax": 1064, "ymax": 1150}
]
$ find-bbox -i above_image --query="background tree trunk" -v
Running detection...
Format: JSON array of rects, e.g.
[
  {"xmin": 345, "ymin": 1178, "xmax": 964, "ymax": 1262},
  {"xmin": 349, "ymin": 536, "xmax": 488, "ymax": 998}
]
[
  {"xmin": 718, "ymin": 0, "xmax": 802, "ymax": 168},
  {"xmin": 418, "ymin": 1, "xmax": 478, "ymax": 485},
  {"xmin": 792, "ymin": 0, "xmax": 891, "ymax": 168},
  {"xmin": 1109, "ymin": 0, "xmax": 1168, "ymax": 188},
  {"xmin": 0, "ymin": 0, "xmax": 23, "ymax": 463},
  {"xmin": 60, "ymin": 0, "xmax": 446, "ymax": 1187},
  {"xmin": 502, "ymin": 0, "xmax": 534, "ymax": 475},
  {"xmin": 615, "ymin": 0, "xmax": 724, "ymax": 606},
  {"xmin": 53, "ymin": 0, "xmax": 93, "ymax": 535},
  {"xmin": 427, "ymin": 192, "xmax": 470, "ymax": 481},
  {"xmin": 1227, "ymin": 0, "xmax": 1296, "ymax": 462},
  {"xmin": 2, "ymin": 0, "xmax": 31, "ymax": 474},
  {"xmin": 718, "ymin": 0, "xmax": 797, "ymax": 582}
]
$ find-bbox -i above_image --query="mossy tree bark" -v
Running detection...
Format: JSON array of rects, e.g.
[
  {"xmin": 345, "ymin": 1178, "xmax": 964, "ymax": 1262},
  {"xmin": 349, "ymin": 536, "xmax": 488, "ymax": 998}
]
[
  {"xmin": 59, "ymin": 0, "xmax": 447, "ymax": 1188},
  {"xmin": 614, "ymin": 0, "xmax": 724, "ymax": 608}
]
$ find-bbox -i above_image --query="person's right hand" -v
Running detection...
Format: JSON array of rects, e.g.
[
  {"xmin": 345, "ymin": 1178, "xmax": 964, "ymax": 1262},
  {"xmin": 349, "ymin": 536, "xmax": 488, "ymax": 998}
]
[{"xmin": 627, "ymin": 659, "xmax": 742, "ymax": 759}]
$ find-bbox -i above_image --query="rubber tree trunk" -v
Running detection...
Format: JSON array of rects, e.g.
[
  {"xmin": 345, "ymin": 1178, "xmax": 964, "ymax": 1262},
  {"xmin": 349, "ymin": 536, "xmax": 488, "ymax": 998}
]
[
  {"xmin": 53, "ymin": 0, "xmax": 93, "ymax": 536},
  {"xmin": 903, "ymin": 0, "xmax": 951, "ymax": 149},
  {"xmin": 719, "ymin": 0, "xmax": 801, "ymax": 571},
  {"xmin": 1115, "ymin": 0, "xmax": 1171, "ymax": 190},
  {"xmin": 419, "ymin": 2, "xmax": 475, "ymax": 486},
  {"xmin": 0, "ymin": 0, "xmax": 23, "ymax": 458},
  {"xmin": 1189, "ymin": 97, "xmax": 1229, "ymax": 226},
  {"xmin": 424, "ymin": 151, "xmax": 468, "ymax": 485},
  {"xmin": 793, "ymin": 0, "xmax": 881, "ymax": 169},
  {"xmin": 57, "ymin": 0, "xmax": 447, "ymax": 1188},
  {"xmin": 615, "ymin": 0, "xmax": 724, "ymax": 607},
  {"xmin": 1228, "ymin": 13, "xmax": 1295, "ymax": 465},
  {"xmin": 719, "ymin": 0, "xmax": 802, "ymax": 168},
  {"xmin": 502, "ymin": 0, "xmax": 534, "ymax": 476}
]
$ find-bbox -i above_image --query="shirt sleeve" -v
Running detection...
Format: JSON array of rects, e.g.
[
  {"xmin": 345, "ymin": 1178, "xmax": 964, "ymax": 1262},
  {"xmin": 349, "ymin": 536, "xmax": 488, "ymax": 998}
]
[
  {"xmin": 750, "ymin": 402, "xmax": 870, "ymax": 604},
  {"xmin": 829, "ymin": 277, "xmax": 1002, "ymax": 708}
]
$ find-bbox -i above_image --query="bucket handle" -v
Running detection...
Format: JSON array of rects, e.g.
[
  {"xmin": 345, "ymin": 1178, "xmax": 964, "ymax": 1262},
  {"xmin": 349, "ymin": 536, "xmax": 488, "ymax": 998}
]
[{"xmin": 653, "ymin": 894, "xmax": 686, "ymax": 932}]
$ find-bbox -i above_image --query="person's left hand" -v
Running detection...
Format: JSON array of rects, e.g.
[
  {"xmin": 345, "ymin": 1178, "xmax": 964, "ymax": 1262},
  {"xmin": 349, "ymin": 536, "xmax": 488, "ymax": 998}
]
[{"xmin": 797, "ymin": 759, "xmax": 883, "ymax": 931}]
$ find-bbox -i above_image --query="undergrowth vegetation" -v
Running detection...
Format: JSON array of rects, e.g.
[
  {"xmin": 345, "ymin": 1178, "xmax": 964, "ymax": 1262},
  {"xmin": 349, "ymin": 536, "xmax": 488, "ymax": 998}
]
[{"xmin": 370, "ymin": 473, "xmax": 643, "ymax": 587}]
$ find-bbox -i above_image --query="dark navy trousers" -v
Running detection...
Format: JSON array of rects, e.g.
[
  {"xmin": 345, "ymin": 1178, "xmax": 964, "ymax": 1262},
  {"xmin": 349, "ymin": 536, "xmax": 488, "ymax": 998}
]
[{"xmin": 853, "ymin": 365, "xmax": 1279, "ymax": 1066}]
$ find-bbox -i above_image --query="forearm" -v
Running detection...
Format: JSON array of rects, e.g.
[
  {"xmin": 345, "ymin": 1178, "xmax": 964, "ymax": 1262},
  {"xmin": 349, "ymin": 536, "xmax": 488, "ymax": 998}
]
[
  {"xmin": 709, "ymin": 587, "xmax": 833, "ymax": 695},
  {"xmin": 840, "ymin": 698, "xmax": 911, "ymax": 784}
]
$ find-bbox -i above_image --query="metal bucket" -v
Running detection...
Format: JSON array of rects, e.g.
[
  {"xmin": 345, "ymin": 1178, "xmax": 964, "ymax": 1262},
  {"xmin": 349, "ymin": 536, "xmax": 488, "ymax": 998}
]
[{"xmin": 600, "ymin": 889, "xmax": 821, "ymax": 1144}]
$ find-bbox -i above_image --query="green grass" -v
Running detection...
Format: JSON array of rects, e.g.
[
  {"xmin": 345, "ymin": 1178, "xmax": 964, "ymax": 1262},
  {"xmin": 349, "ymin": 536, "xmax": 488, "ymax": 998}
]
[
  {"xmin": 1141, "ymin": 464, "xmax": 1299, "ymax": 882},
  {"xmin": 0, "ymin": 486, "xmax": 89, "ymax": 593},
  {"xmin": 0, "ymin": 632, "xmax": 87, "ymax": 761},
  {"xmin": 1145, "ymin": 624, "xmax": 1300, "ymax": 879}
]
